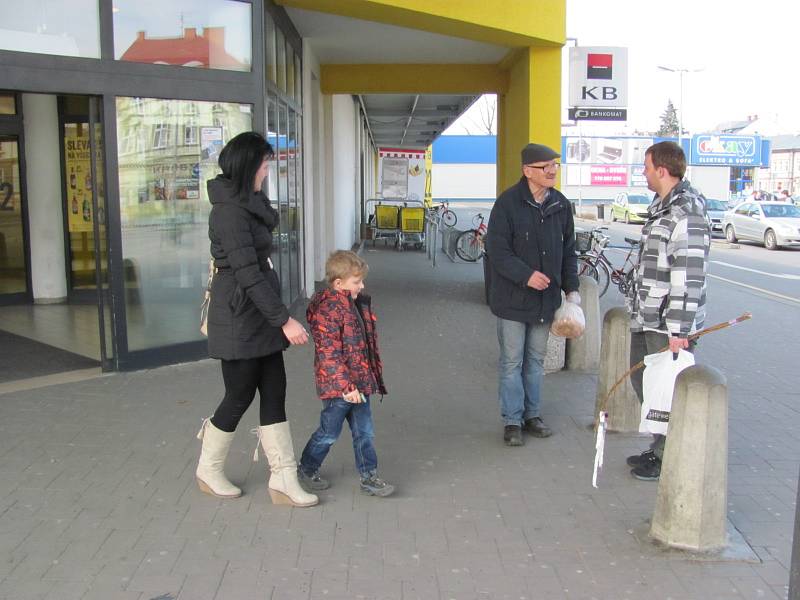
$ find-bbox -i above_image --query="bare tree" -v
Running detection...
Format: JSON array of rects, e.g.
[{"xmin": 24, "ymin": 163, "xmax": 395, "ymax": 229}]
[{"xmin": 463, "ymin": 95, "xmax": 497, "ymax": 135}]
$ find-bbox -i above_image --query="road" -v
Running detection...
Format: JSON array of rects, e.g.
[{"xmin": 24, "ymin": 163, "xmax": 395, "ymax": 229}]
[{"xmin": 444, "ymin": 204, "xmax": 799, "ymax": 398}]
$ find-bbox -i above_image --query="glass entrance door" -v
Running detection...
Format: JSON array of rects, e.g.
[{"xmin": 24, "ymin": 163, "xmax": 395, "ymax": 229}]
[
  {"xmin": 86, "ymin": 96, "xmax": 113, "ymax": 367},
  {"xmin": 0, "ymin": 134, "xmax": 27, "ymax": 300}
]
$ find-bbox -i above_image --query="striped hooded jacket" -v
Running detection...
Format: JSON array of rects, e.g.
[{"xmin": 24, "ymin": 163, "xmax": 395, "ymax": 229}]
[{"xmin": 626, "ymin": 180, "xmax": 710, "ymax": 337}]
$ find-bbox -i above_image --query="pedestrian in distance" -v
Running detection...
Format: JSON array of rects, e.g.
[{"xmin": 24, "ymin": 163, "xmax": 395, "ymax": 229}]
[
  {"xmin": 626, "ymin": 141, "xmax": 711, "ymax": 481},
  {"xmin": 195, "ymin": 131, "xmax": 318, "ymax": 508},
  {"xmin": 298, "ymin": 250, "xmax": 394, "ymax": 497},
  {"xmin": 486, "ymin": 143, "xmax": 580, "ymax": 447}
]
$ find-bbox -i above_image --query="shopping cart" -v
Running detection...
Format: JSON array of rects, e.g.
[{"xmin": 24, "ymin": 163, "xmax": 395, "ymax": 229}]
[
  {"xmin": 365, "ymin": 199, "xmax": 426, "ymax": 251},
  {"xmin": 397, "ymin": 201, "xmax": 425, "ymax": 251}
]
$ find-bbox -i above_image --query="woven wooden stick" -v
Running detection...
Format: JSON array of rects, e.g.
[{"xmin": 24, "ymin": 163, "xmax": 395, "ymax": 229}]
[{"xmin": 596, "ymin": 312, "xmax": 752, "ymax": 429}]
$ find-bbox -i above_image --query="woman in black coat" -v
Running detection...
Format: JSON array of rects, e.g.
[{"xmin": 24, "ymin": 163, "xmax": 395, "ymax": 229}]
[{"xmin": 195, "ymin": 132, "xmax": 317, "ymax": 507}]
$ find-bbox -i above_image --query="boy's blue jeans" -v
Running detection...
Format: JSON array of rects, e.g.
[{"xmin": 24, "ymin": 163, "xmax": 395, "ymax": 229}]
[
  {"xmin": 300, "ymin": 396, "xmax": 377, "ymax": 479},
  {"xmin": 497, "ymin": 317, "xmax": 550, "ymax": 426}
]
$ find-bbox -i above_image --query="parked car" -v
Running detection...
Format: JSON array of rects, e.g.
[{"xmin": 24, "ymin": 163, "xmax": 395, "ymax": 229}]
[
  {"xmin": 704, "ymin": 198, "xmax": 727, "ymax": 234},
  {"xmin": 611, "ymin": 192, "xmax": 651, "ymax": 224},
  {"xmin": 722, "ymin": 201, "xmax": 800, "ymax": 250}
]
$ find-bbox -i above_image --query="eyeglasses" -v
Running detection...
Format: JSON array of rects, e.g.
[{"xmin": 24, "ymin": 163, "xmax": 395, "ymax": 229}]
[{"xmin": 524, "ymin": 162, "xmax": 561, "ymax": 171}]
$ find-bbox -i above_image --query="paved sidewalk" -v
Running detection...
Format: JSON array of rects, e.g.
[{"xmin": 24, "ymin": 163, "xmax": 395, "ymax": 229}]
[{"xmin": 0, "ymin": 244, "xmax": 795, "ymax": 600}]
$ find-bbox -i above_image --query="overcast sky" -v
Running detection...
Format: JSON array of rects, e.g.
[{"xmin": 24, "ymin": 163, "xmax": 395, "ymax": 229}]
[
  {"xmin": 448, "ymin": 0, "xmax": 800, "ymax": 136},
  {"xmin": 565, "ymin": 0, "xmax": 800, "ymax": 134}
]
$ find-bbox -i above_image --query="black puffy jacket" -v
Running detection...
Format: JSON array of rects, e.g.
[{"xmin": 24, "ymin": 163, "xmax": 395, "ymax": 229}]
[
  {"xmin": 486, "ymin": 178, "xmax": 579, "ymax": 324},
  {"xmin": 206, "ymin": 176, "xmax": 290, "ymax": 360}
]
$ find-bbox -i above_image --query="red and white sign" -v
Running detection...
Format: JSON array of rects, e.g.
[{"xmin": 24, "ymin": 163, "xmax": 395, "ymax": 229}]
[
  {"xmin": 379, "ymin": 147, "xmax": 425, "ymax": 159},
  {"xmin": 590, "ymin": 166, "xmax": 627, "ymax": 186}
]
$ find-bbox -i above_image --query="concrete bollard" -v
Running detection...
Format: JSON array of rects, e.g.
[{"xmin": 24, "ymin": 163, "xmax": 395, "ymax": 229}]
[
  {"xmin": 650, "ymin": 365, "xmax": 728, "ymax": 552},
  {"xmin": 566, "ymin": 275, "xmax": 600, "ymax": 372},
  {"xmin": 595, "ymin": 307, "xmax": 640, "ymax": 431}
]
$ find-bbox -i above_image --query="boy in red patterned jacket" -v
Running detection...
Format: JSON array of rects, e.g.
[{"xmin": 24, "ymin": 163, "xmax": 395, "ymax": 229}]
[{"xmin": 298, "ymin": 250, "xmax": 394, "ymax": 497}]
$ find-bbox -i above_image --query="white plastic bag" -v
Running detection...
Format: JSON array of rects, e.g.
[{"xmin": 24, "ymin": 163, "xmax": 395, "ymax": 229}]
[
  {"xmin": 550, "ymin": 301, "xmax": 585, "ymax": 338},
  {"xmin": 639, "ymin": 349, "xmax": 695, "ymax": 435}
]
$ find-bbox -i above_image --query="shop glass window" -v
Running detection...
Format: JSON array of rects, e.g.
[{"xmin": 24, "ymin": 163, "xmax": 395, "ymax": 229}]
[
  {"xmin": 276, "ymin": 102, "xmax": 290, "ymax": 304},
  {"xmin": 287, "ymin": 108, "xmax": 301, "ymax": 301},
  {"xmin": 265, "ymin": 97, "xmax": 280, "ymax": 276},
  {"xmin": 0, "ymin": 95, "xmax": 17, "ymax": 115},
  {"xmin": 286, "ymin": 47, "xmax": 295, "ymax": 102},
  {"xmin": 265, "ymin": 14, "xmax": 277, "ymax": 84},
  {"xmin": 294, "ymin": 54, "xmax": 302, "ymax": 102},
  {"xmin": 0, "ymin": 0, "xmax": 100, "ymax": 58},
  {"xmin": 114, "ymin": 0, "xmax": 251, "ymax": 72},
  {"xmin": 115, "ymin": 97, "xmax": 252, "ymax": 351},
  {"xmin": 276, "ymin": 29, "xmax": 287, "ymax": 93}
]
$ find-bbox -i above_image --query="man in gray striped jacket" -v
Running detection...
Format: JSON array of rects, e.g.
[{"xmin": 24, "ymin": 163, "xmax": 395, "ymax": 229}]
[{"xmin": 625, "ymin": 141, "xmax": 711, "ymax": 481}]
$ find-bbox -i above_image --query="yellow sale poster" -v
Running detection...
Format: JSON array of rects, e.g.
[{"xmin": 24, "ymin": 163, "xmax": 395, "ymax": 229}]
[{"xmin": 64, "ymin": 124, "xmax": 94, "ymax": 233}]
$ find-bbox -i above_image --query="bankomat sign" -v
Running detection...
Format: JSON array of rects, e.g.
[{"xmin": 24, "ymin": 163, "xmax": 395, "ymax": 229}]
[
  {"xmin": 569, "ymin": 47, "xmax": 628, "ymax": 108},
  {"xmin": 690, "ymin": 135, "xmax": 762, "ymax": 166}
]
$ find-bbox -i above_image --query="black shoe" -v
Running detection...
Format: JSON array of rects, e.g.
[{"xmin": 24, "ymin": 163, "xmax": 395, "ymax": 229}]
[
  {"xmin": 631, "ymin": 454, "xmax": 661, "ymax": 481},
  {"xmin": 523, "ymin": 417, "xmax": 552, "ymax": 438},
  {"xmin": 503, "ymin": 425, "xmax": 524, "ymax": 446},
  {"xmin": 626, "ymin": 449, "xmax": 655, "ymax": 467}
]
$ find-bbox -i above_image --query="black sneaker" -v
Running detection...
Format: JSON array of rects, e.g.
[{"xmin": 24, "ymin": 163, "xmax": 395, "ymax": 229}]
[
  {"xmin": 631, "ymin": 454, "xmax": 661, "ymax": 481},
  {"xmin": 360, "ymin": 474, "xmax": 395, "ymax": 497},
  {"xmin": 523, "ymin": 417, "xmax": 552, "ymax": 438},
  {"xmin": 626, "ymin": 449, "xmax": 656, "ymax": 467},
  {"xmin": 298, "ymin": 468, "xmax": 330, "ymax": 491},
  {"xmin": 503, "ymin": 425, "xmax": 524, "ymax": 446}
]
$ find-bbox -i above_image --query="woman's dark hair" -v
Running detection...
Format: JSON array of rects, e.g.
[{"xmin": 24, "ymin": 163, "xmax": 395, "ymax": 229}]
[{"xmin": 218, "ymin": 131, "xmax": 274, "ymax": 198}]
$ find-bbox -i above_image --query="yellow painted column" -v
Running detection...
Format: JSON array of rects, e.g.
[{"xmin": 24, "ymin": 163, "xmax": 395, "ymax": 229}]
[{"xmin": 497, "ymin": 47, "xmax": 562, "ymax": 193}]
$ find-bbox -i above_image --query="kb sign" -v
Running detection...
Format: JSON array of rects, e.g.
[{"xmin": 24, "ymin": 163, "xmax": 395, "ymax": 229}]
[{"xmin": 569, "ymin": 47, "xmax": 628, "ymax": 110}]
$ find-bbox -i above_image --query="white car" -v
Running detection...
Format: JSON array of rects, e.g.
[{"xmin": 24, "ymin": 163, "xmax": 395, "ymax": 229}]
[{"xmin": 722, "ymin": 201, "xmax": 800, "ymax": 250}]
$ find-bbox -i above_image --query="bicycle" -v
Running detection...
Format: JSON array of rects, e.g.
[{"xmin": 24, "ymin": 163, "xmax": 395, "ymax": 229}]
[
  {"xmin": 432, "ymin": 200, "xmax": 457, "ymax": 228},
  {"xmin": 576, "ymin": 227, "xmax": 640, "ymax": 297},
  {"xmin": 455, "ymin": 213, "xmax": 487, "ymax": 262}
]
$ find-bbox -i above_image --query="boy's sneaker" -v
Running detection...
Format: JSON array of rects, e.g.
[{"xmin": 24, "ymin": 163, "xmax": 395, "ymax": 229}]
[
  {"xmin": 360, "ymin": 474, "xmax": 395, "ymax": 497},
  {"xmin": 630, "ymin": 454, "xmax": 661, "ymax": 481},
  {"xmin": 298, "ymin": 468, "xmax": 330, "ymax": 491},
  {"xmin": 626, "ymin": 449, "xmax": 655, "ymax": 467}
]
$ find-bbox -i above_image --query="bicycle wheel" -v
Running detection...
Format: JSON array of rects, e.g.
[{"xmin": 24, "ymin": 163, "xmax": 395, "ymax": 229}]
[
  {"xmin": 577, "ymin": 254, "xmax": 610, "ymax": 297},
  {"xmin": 442, "ymin": 209, "xmax": 457, "ymax": 228},
  {"xmin": 455, "ymin": 230, "xmax": 482, "ymax": 262}
]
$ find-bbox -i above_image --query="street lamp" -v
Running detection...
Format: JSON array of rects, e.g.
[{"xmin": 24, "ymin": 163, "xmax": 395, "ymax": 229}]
[{"xmin": 657, "ymin": 65, "xmax": 704, "ymax": 144}]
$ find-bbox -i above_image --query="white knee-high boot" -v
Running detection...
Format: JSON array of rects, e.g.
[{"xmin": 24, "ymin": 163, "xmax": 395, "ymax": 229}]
[
  {"xmin": 255, "ymin": 422, "xmax": 318, "ymax": 507},
  {"xmin": 196, "ymin": 418, "xmax": 242, "ymax": 498}
]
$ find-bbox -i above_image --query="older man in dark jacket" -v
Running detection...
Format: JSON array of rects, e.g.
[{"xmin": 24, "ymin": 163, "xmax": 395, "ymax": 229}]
[{"xmin": 487, "ymin": 143, "xmax": 580, "ymax": 446}]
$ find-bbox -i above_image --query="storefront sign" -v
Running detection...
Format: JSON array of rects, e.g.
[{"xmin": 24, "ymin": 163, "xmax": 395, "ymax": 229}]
[
  {"xmin": 690, "ymin": 134, "xmax": 762, "ymax": 166},
  {"xmin": 569, "ymin": 108, "xmax": 628, "ymax": 121},
  {"xmin": 569, "ymin": 47, "xmax": 628, "ymax": 109},
  {"xmin": 590, "ymin": 165, "xmax": 627, "ymax": 186}
]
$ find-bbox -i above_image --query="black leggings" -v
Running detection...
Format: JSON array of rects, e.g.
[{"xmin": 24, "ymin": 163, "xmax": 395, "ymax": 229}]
[{"xmin": 210, "ymin": 352, "xmax": 287, "ymax": 432}]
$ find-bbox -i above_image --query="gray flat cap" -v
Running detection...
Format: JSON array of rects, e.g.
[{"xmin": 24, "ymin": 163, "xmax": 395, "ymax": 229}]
[{"xmin": 521, "ymin": 143, "xmax": 560, "ymax": 165}]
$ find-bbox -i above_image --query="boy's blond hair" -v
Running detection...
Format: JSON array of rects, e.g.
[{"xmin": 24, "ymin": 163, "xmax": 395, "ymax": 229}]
[{"xmin": 325, "ymin": 250, "xmax": 369, "ymax": 285}]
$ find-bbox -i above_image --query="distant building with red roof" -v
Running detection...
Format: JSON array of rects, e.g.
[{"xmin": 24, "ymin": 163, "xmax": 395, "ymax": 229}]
[{"xmin": 121, "ymin": 27, "xmax": 248, "ymax": 70}]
